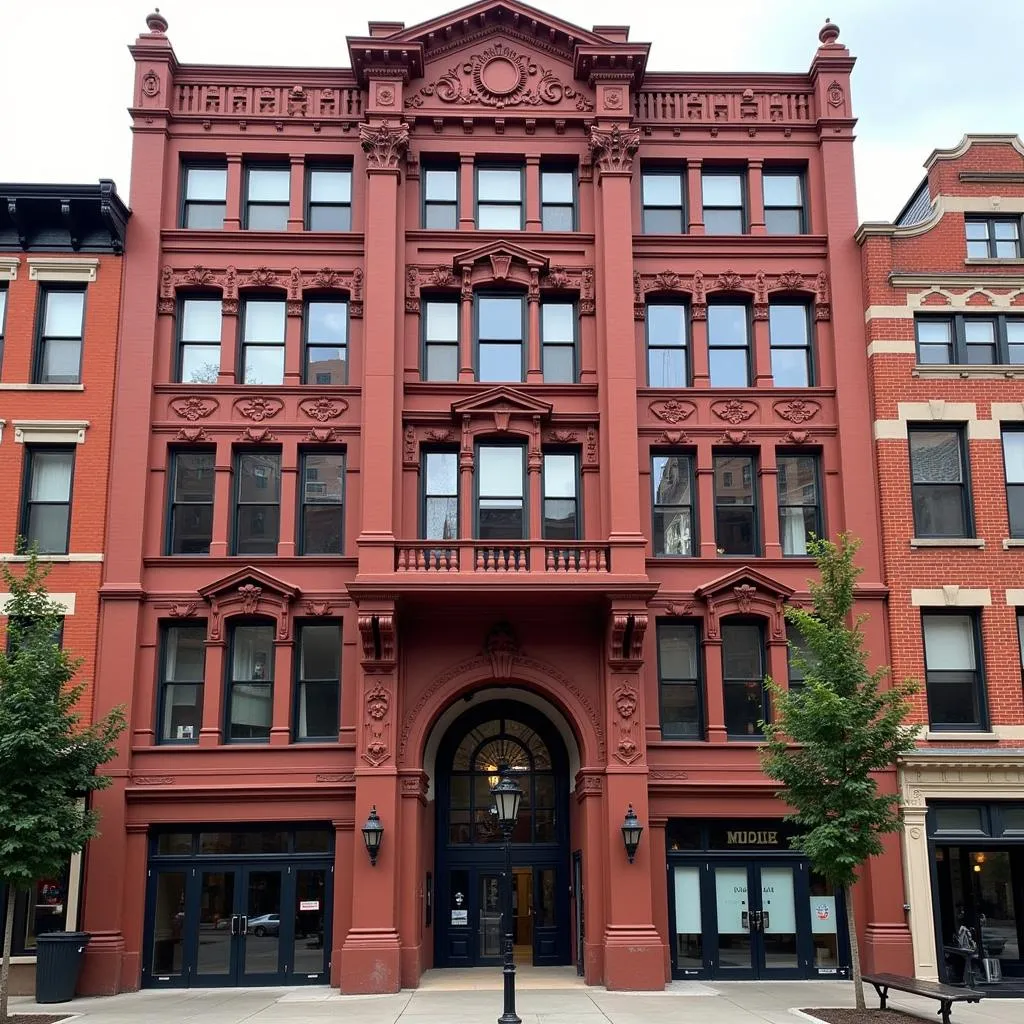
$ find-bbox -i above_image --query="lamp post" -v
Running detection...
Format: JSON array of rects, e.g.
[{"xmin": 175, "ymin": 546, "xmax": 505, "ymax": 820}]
[{"xmin": 490, "ymin": 771, "xmax": 523, "ymax": 1024}]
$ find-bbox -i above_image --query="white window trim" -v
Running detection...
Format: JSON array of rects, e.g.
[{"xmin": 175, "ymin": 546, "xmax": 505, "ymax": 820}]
[
  {"xmin": 13, "ymin": 420, "xmax": 89, "ymax": 445},
  {"xmin": 27, "ymin": 257, "xmax": 98, "ymax": 283},
  {"xmin": 0, "ymin": 592, "xmax": 76, "ymax": 615},
  {"xmin": 911, "ymin": 586, "xmax": 991, "ymax": 607},
  {"xmin": 0, "ymin": 553, "xmax": 103, "ymax": 563},
  {"xmin": 0, "ymin": 256, "xmax": 19, "ymax": 281}
]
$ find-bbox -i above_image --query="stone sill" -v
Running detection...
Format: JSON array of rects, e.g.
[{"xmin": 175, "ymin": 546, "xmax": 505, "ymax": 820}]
[
  {"xmin": 1003, "ymin": 539, "xmax": 1024, "ymax": 550},
  {"xmin": 909, "ymin": 538, "xmax": 985, "ymax": 549},
  {"xmin": 913, "ymin": 365, "xmax": 1024, "ymax": 380},
  {"xmin": 965, "ymin": 258, "xmax": 1024, "ymax": 266},
  {"xmin": 0, "ymin": 383, "xmax": 85, "ymax": 391},
  {"xmin": 924, "ymin": 731, "xmax": 996, "ymax": 742}
]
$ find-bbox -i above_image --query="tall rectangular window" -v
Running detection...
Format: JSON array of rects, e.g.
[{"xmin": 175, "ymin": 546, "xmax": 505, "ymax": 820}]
[
  {"xmin": 167, "ymin": 450, "xmax": 215, "ymax": 555},
  {"xmin": 295, "ymin": 623, "xmax": 340, "ymax": 741},
  {"xmin": 923, "ymin": 613, "xmax": 986, "ymax": 730},
  {"xmin": 158, "ymin": 625, "xmax": 206, "ymax": 743},
  {"xmin": 763, "ymin": 171, "xmax": 806, "ymax": 234},
  {"xmin": 476, "ymin": 294, "xmax": 524, "ymax": 382},
  {"xmin": 21, "ymin": 447, "xmax": 74, "ymax": 554},
  {"xmin": 177, "ymin": 297, "xmax": 222, "ymax": 384},
  {"xmin": 1003, "ymin": 430, "xmax": 1024, "ymax": 538},
  {"xmin": 241, "ymin": 298, "xmax": 285, "ymax": 385},
  {"xmin": 423, "ymin": 165, "xmax": 458, "ymax": 229},
  {"xmin": 35, "ymin": 288, "xmax": 85, "ymax": 384},
  {"xmin": 244, "ymin": 165, "xmax": 290, "ymax": 230},
  {"xmin": 966, "ymin": 217, "xmax": 1022, "ymax": 259},
  {"xmin": 708, "ymin": 303, "xmax": 750, "ymax": 387},
  {"xmin": 422, "ymin": 450, "xmax": 458, "ymax": 540},
  {"xmin": 778, "ymin": 454, "xmax": 821, "ymax": 556},
  {"xmin": 0, "ymin": 286, "xmax": 7, "ymax": 370},
  {"xmin": 652, "ymin": 454, "xmax": 694, "ymax": 556},
  {"xmin": 542, "ymin": 452, "xmax": 580, "ymax": 540},
  {"xmin": 541, "ymin": 302, "xmax": 576, "ymax": 383},
  {"xmin": 477, "ymin": 445, "xmax": 525, "ymax": 539},
  {"xmin": 722, "ymin": 622, "xmax": 767, "ymax": 737},
  {"xmin": 786, "ymin": 623, "xmax": 808, "ymax": 694},
  {"xmin": 476, "ymin": 166, "xmax": 523, "ymax": 230},
  {"xmin": 715, "ymin": 453, "xmax": 758, "ymax": 555},
  {"xmin": 304, "ymin": 299, "xmax": 347, "ymax": 384},
  {"xmin": 915, "ymin": 315, "xmax": 1024, "ymax": 365},
  {"xmin": 299, "ymin": 451, "xmax": 344, "ymax": 555},
  {"xmin": 233, "ymin": 450, "xmax": 281, "ymax": 555},
  {"xmin": 646, "ymin": 302, "xmax": 688, "ymax": 387},
  {"xmin": 641, "ymin": 171, "xmax": 684, "ymax": 234},
  {"xmin": 181, "ymin": 164, "xmax": 227, "ymax": 229},
  {"xmin": 423, "ymin": 299, "xmax": 459, "ymax": 382},
  {"xmin": 769, "ymin": 302, "xmax": 812, "ymax": 386},
  {"xmin": 541, "ymin": 168, "xmax": 576, "ymax": 231},
  {"xmin": 227, "ymin": 624, "xmax": 273, "ymax": 741},
  {"xmin": 702, "ymin": 171, "xmax": 745, "ymax": 234},
  {"xmin": 909, "ymin": 427, "xmax": 970, "ymax": 538},
  {"xmin": 658, "ymin": 622, "xmax": 703, "ymax": 739},
  {"xmin": 306, "ymin": 167, "xmax": 351, "ymax": 231}
]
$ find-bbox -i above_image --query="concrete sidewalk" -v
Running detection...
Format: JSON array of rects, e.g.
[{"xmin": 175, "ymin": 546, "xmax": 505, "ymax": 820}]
[{"xmin": 10, "ymin": 977, "xmax": 1023, "ymax": 1024}]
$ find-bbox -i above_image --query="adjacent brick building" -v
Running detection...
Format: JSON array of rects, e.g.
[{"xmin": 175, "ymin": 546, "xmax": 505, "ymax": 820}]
[
  {"xmin": 858, "ymin": 135, "xmax": 1024, "ymax": 985},
  {"xmin": 0, "ymin": 180, "xmax": 129, "ymax": 992}
]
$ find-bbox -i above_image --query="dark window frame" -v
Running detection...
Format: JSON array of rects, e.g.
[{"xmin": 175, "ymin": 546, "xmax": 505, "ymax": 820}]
[
  {"xmin": 965, "ymin": 215, "xmax": 1022, "ymax": 259},
  {"xmin": 921, "ymin": 610, "xmax": 988, "ymax": 732},
  {"xmin": 701, "ymin": 168, "xmax": 748, "ymax": 234},
  {"xmin": 722, "ymin": 618, "xmax": 769, "ymax": 738},
  {"xmin": 20, "ymin": 445, "xmax": 75, "ymax": 555},
  {"xmin": 239, "ymin": 294, "xmax": 287, "ymax": 386},
  {"xmin": 641, "ymin": 168, "xmax": 686, "ymax": 235},
  {"xmin": 541, "ymin": 448, "xmax": 581, "ymax": 541},
  {"xmin": 1003, "ymin": 427, "xmax": 1024, "ymax": 538},
  {"xmin": 243, "ymin": 163, "xmax": 291, "ymax": 231},
  {"xmin": 908, "ymin": 424, "xmax": 973, "ymax": 539},
  {"xmin": 707, "ymin": 299, "xmax": 752, "ymax": 388},
  {"xmin": 777, "ymin": 451, "xmax": 823, "ymax": 557},
  {"xmin": 914, "ymin": 313, "xmax": 1024, "ymax": 365},
  {"xmin": 298, "ymin": 448, "xmax": 345, "ymax": 556},
  {"xmin": 651, "ymin": 450, "xmax": 696, "ymax": 557},
  {"xmin": 232, "ymin": 447, "xmax": 283, "ymax": 556},
  {"xmin": 714, "ymin": 451, "xmax": 761, "ymax": 556},
  {"xmin": 769, "ymin": 299, "xmax": 814, "ymax": 386},
  {"xmin": 225, "ymin": 619, "xmax": 275, "ymax": 743},
  {"xmin": 421, "ymin": 162, "xmax": 460, "ymax": 230},
  {"xmin": 786, "ymin": 622, "xmax": 808, "ymax": 694},
  {"xmin": 5, "ymin": 614, "xmax": 64, "ymax": 655},
  {"xmin": 420, "ymin": 447, "xmax": 460, "ymax": 541},
  {"xmin": 645, "ymin": 299, "xmax": 690, "ymax": 387},
  {"xmin": 156, "ymin": 622, "xmax": 206, "ymax": 745},
  {"xmin": 175, "ymin": 293, "xmax": 222, "ymax": 384},
  {"xmin": 474, "ymin": 291, "xmax": 526, "ymax": 383},
  {"xmin": 763, "ymin": 168, "xmax": 808, "ymax": 235},
  {"xmin": 33, "ymin": 285, "xmax": 86, "ymax": 385},
  {"xmin": 540, "ymin": 165, "xmax": 578, "ymax": 232},
  {"xmin": 165, "ymin": 447, "xmax": 216, "ymax": 556},
  {"xmin": 421, "ymin": 295, "xmax": 460, "ymax": 382},
  {"xmin": 293, "ymin": 620, "xmax": 341, "ymax": 742},
  {"xmin": 302, "ymin": 295, "xmax": 348, "ymax": 385},
  {"xmin": 657, "ymin": 619, "xmax": 705, "ymax": 740},
  {"xmin": 304, "ymin": 164, "xmax": 353, "ymax": 232},
  {"xmin": 474, "ymin": 163, "xmax": 525, "ymax": 231},
  {"xmin": 0, "ymin": 283, "xmax": 7, "ymax": 373},
  {"xmin": 179, "ymin": 161, "xmax": 228, "ymax": 230},
  {"xmin": 540, "ymin": 299, "xmax": 578, "ymax": 383},
  {"xmin": 474, "ymin": 441, "xmax": 527, "ymax": 540}
]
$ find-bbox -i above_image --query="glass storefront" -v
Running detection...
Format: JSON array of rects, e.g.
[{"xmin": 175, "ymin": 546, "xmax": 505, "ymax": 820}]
[{"xmin": 0, "ymin": 863, "xmax": 72, "ymax": 958}]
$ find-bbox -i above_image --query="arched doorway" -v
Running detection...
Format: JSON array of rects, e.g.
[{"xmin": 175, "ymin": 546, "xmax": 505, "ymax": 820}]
[{"xmin": 434, "ymin": 700, "xmax": 571, "ymax": 969}]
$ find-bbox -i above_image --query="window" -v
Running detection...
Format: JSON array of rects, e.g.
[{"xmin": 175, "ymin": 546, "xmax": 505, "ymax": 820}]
[
  {"xmin": 542, "ymin": 452, "xmax": 579, "ymax": 540},
  {"xmin": 240, "ymin": 298, "xmax": 285, "ymax": 385},
  {"xmin": 923, "ymin": 613, "xmax": 986, "ymax": 730},
  {"xmin": 909, "ymin": 427, "xmax": 970, "ymax": 538},
  {"xmin": 722, "ymin": 622, "xmax": 767, "ymax": 737},
  {"xmin": 715, "ymin": 453, "xmax": 758, "ymax": 555},
  {"xmin": 306, "ymin": 166, "xmax": 351, "ymax": 231},
  {"xmin": 181, "ymin": 164, "xmax": 227, "ymax": 229},
  {"xmin": 708, "ymin": 303, "xmax": 750, "ymax": 387},
  {"xmin": 763, "ymin": 171, "xmax": 806, "ymax": 234},
  {"xmin": 477, "ymin": 445, "xmax": 525, "ymax": 539},
  {"xmin": 642, "ymin": 170, "xmax": 685, "ymax": 234},
  {"xmin": 177, "ymin": 297, "xmax": 221, "ymax": 383},
  {"xmin": 244, "ymin": 165, "xmax": 289, "ymax": 230},
  {"xmin": 541, "ymin": 302, "xmax": 576, "ymax": 383},
  {"xmin": 769, "ymin": 302, "xmax": 812, "ymax": 386},
  {"xmin": 476, "ymin": 294, "xmax": 524, "ymax": 382},
  {"xmin": 0, "ymin": 871, "xmax": 71, "ymax": 957},
  {"xmin": 702, "ymin": 171, "xmax": 745, "ymax": 234},
  {"xmin": 1004, "ymin": 430, "xmax": 1024, "ymax": 538},
  {"xmin": 786, "ymin": 623, "xmax": 808, "ymax": 694},
  {"xmin": 21, "ymin": 447, "xmax": 74, "ymax": 554},
  {"xmin": 966, "ymin": 217, "xmax": 1021, "ymax": 259},
  {"xmin": 5, "ymin": 614, "xmax": 64, "ymax": 654},
  {"xmin": 0, "ymin": 286, "xmax": 7, "ymax": 369},
  {"xmin": 646, "ymin": 302, "xmax": 688, "ymax": 387},
  {"xmin": 35, "ymin": 288, "xmax": 85, "ymax": 384},
  {"xmin": 295, "ymin": 623, "xmax": 340, "ymax": 740},
  {"xmin": 167, "ymin": 450, "xmax": 215, "ymax": 555},
  {"xmin": 423, "ymin": 165, "xmax": 458, "ymax": 229},
  {"xmin": 158, "ymin": 625, "xmax": 205, "ymax": 743},
  {"xmin": 304, "ymin": 299, "xmax": 347, "ymax": 384},
  {"xmin": 778, "ymin": 454, "xmax": 821, "ymax": 556},
  {"xmin": 299, "ymin": 451, "xmax": 344, "ymax": 554},
  {"xmin": 227, "ymin": 624, "xmax": 274, "ymax": 741},
  {"xmin": 652, "ymin": 454, "xmax": 694, "ymax": 556},
  {"xmin": 915, "ymin": 315, "xmax": 1024, "ymax": 365},
  {"xmin": 234, "ymin": 450, "xmax": 281, "ymax": 555},
  {"xmin": 476, "ymin": 166, "xmax": 523, "ymax": 230},
  {"xmin": 423, "ymin": 299, "xmax": 458, "ymax": 382},
  {"xmin": 658, "ymin": 622, "xmax": 703, "ymax": 739},
  {"xmin": 422, "ymin": 450, "xmax": 458, "ymax": 540},
  {"xmin": 541, "ymin": 168, "xmax": 575, "ymax": 231}
]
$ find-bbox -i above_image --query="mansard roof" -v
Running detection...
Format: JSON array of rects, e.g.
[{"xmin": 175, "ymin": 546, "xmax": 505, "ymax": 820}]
[{"xmin": 0, "ymin": 180, "xmax": 129, "ymax": 253}]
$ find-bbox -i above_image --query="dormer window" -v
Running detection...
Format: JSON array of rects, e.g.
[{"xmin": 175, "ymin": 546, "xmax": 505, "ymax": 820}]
[{"xmin": 966, "ymin": 217, "xmax": 1022, "ymax": 259}]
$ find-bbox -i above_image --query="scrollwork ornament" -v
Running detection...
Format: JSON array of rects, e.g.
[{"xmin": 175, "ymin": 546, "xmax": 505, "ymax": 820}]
[
  {"xmin": 588, "ymin": 125, "xmax": 640, "ymax": 174},
  {"xmin": 359, "ymin": 121, "xmax": 410, "ymax": 170}
]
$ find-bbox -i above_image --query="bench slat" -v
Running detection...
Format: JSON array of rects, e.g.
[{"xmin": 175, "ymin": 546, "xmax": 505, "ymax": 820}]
[{"xmin": 863, "ymin": 973, "xmax": 983, "ymax": 1002}]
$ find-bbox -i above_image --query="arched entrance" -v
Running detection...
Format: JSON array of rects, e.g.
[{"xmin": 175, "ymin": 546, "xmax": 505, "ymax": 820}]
[{"xmin": 434, "ymin": 699, "xmax": 571, "ymax": 969}]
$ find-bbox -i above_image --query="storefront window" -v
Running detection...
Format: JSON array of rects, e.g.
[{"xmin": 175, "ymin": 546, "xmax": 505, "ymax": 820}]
[
  {"xmin": 809, "ymin": 873, "xmax": 839, "ymax": 968},
  {"xmin": 673, "ymin": 865, "xmax": 703, "ymax": 968},
  {"xmin": 0, "ymin": 867, "xmax": 70, "ymax": 956}
]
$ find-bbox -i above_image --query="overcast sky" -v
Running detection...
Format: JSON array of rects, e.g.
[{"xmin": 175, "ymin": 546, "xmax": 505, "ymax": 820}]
[{"xmin": 1, "ymin": 1, "xmax": 1021, "ymax": 222}]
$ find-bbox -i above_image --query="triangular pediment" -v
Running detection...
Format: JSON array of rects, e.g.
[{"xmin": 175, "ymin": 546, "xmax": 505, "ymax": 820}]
[
  {"xmin": 453, "ymin": 240, "xmax": 549, "ymax": 276},
  {"xmin": 198, "ymin": 566, "xmax": 299, "ymax": 602},
  {"xmin": 695, "ymin": 566, "xmax": 794, "ymax": 602},
  {"xmin": 452, "ymin": 386, "xmax": 553, "ymax": 420}
]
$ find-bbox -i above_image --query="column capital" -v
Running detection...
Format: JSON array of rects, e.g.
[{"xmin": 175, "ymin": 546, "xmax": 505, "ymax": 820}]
[
  {"xmin": 359, "ymin": 121, "xmax": 410, "ymax": 172},
  {"xmin": 588, "ymin": 124, "xmax": 640, "ymax": 176}
]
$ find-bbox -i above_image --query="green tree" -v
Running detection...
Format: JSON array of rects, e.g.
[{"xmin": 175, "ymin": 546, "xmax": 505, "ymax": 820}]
[
  {"xmin": 761, "ymin": 535, "xmax": 918, "ymax": 1009},
  {"xmin": 0, "ymin": 552, "xmax": 124, "ymax": 1021}
]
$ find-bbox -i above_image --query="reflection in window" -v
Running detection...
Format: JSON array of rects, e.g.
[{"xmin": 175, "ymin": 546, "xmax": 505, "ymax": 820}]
[
  {"xmin": 159, "ymin": 625, "xmax": 205, "ymax": 743},
  {"xmin": 241, "ymin": 299, "xmax": 286, "ymax": 385},
  {"xmin": 227, "ymin": 624, "xmax": 274, "ymax": 741},
  {"xmin": 296, "ymin": 624, "xmax": 340, "ymax": 740},
  {"xmin": 715, "ymin": 454, "xmax": 758, "ymax": 555},
  {"xmin": 423, "ymin": 451, "xmax": 458, "ymax": 541},
  {"xmin": 708, "ymin": 303, "xmax": 750, "ymax": 387},
  {"xmin": 769, "ymin": 303, "xmax": 812, "ymax": 386},
  {"xmin": 477, "ymin": 446, "xmax": 525, "ymax": 540},
  {"xmin": 304, "ymin": 300, "xmax": 347, "ymax": 384},
  {"xmin": 477, "ymin": 295, "xmax": 524, "ymax": 382},
  {"xmin": 233, "ymin": 451, "xmax": 281, "ymax": 555},
  {"xmin": 542, "ymin": 452, "xmax": 579, "ymax": 540},
  {"xmin": 778, "ymin": 454, "xmax": 821, "ymax": 556},
  {"xmin": 647, "ymin": 303, "xmax": 688, "ymax": 387},
  {"xmin": 652, "ymin": 454, "xmax": 693, "ymax": 556},
  {"xmin": 722, "ymin": 622, "xmax": 767, "ymax": 737},
  {"xmin": 300, "ymin": 452, "xmax": 344, "ymax": 554},
  {"xmin": 658, "ymin": 622, "xmax": 702, "ymax": 738},
  {"xmin": 923, "ymin": 613, "xmax": 985, "ymax": 730}
]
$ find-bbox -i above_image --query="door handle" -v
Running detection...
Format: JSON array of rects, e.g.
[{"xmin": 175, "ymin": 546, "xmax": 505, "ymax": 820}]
[
  {"xmin": 230, "ymin": 915, "xmax": 239, "ymax": 936},
  {"xmin": 240, "ymin": 916, "xmax": 248, "ymax": 935}
]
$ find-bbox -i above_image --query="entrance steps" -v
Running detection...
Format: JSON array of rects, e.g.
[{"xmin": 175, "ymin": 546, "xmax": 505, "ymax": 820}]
[{"xmin": 417, "ymin": 965, "xmax": 586, "ymax": 990}]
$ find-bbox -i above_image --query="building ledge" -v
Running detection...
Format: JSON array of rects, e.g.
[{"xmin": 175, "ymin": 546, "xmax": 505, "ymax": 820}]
[
  {"xmin": 924, "ymin": 731, "xmax": 997, "ymax": 742},
  {"xmin": 965, "ymin": 258, "xmax": 1024, "ymax": 266},
  {"xmin": 913, "ymin": 364, "xmax": 1024, "ymax": 380},
  {"xmin": 0, "ymin": 383, "xmax": 86, "ymax": 391},
  {"xmin": 909, "ymin": 537, "xmax": 985, "ymax": 549},
  {"xmin": 1003, "ymin": 539, "xmax": 1024, "ymax": 550}
]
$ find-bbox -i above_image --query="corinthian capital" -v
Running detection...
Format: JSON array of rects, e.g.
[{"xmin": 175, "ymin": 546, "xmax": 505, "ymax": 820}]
[
  {"xmin": 588, "ymin": 124, "xmax": 641, "ymax": 175},
  {"xmin": 359, "ymin": 121, "xmax": 410, "ymax": 171}
]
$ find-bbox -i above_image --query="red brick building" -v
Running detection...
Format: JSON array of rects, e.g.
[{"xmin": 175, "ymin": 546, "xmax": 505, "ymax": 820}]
[
  {"xmin": 858, "ymin": 135, "xmax": 1024, "ymax": 986},
  {"xmin": 81, "ymin": 4, "xmax": 910, "ymax": 995},
  {"xmin": 0, "ymin": 180, "xmax": 129, "ymax": 992}
]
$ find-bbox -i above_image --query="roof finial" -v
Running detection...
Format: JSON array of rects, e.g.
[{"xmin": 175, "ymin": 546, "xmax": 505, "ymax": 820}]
[
  {"xmin": 146, "ymin": 8, "xmax": 169, "ymax": 34},
  {"xmin": 818, "ymin": 18, "xmax": 840, "ymax": 46}
]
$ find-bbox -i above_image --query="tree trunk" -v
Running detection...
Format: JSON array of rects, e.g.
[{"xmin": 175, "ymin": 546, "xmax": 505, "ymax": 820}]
[
  {"xmin": 1, "ymin": 884, "xmax": 17, "ymax": 1023},
  {"xmin": 844, "ymin": 883, "xmax": 866, "ymax": 1011}
]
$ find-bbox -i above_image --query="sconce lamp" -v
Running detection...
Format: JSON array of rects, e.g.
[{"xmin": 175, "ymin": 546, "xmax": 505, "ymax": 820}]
[
  {"xmin": 621, "ymin": 804, "xmax": 643, "ymax": 864},
  {"xmin": 361, "ymin": 805, "xmax": 384, "ymax": 866}
]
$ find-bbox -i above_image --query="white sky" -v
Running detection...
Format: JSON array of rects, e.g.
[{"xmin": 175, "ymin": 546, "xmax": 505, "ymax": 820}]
[{"xmin": 1, "ymin": 0, "xmax": 1021, "ymax": 222}]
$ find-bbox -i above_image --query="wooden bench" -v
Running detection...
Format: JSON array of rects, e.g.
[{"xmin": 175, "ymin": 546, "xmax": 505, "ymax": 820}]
[{"xmin": 863, "ymin": 972, "xmax": 983, "ymax": 1024}]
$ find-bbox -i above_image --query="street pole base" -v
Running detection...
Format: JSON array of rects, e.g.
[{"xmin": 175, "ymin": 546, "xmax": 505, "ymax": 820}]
[{"xmin": 498, "ymin": 1014, "xmax": 522, "ymax": 1024}]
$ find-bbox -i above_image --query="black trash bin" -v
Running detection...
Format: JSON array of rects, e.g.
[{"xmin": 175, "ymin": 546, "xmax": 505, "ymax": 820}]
[{"xmin": 35, "ymin": 932, "xmax": 91, "ymax": 1003}]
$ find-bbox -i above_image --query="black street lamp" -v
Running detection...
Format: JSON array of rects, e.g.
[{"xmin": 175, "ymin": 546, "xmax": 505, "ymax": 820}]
[
  {"xmin": 490, "ymin": 771, "xmax": 523, "ymax": 1024},
  {"xmin": 621, "ymin": 804, "xmax": 643, "ymax": 864},
  {"xmin": 361, "ymin": 805, "xmax": 384, "ymax": 866}
]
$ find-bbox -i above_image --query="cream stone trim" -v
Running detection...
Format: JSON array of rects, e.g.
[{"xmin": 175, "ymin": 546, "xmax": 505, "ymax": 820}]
[
  {"xmin": 891, "ymin": 273, "xmax": 1024, "ymax": 294},
  {"xmin": 900, "ymin": 750, "xmax": 1024, "ymax": 980},
  {"xmin": 991, "ymin": 402, "xmax": 1024, "ymax": 422},
  {"xmin": 1004, "ymin": 588, "xmax": 1024, "ymax": 604},
  {"xmin": 874, "ymin": 420, "xmax": 907, "ymax": 440},
  {"xmin": 923, "ymin": 731, "xmax": 995, "ymax": 742},
  {"xmin": 0, "ymin": 592, "xmax": 76, "ymax": 615},
  {"xmin": 913, "ymin": 366, "xmax": 1024, "ymax": 381},
  {"xmin": 1005, "ymin": 539, "xmax": 1024, "ymax": 550},
  {"xmin": 857, "ymin": 189, "xmax": 1024, "ymax": 243},
  {"xmin": 868, "ymin": 339, "xmax": 917, "ymax": 356},
  {"xmin": 0, "ymin": 553, "xmax": 103, "ymax": 563},
  {"xmin": 27, "ymin": 257, "xmax": 98, "ymax": 283},
  {"xmin": 909, "ymin": 538, "xmax": 985, "ymax": 549},
  {"xmin": 911, "ymin": 586, "xmax": 991, "ymax": 606},
  {"xmin": 994, "ymin": 725, "xmax": 1024, "ymax": 739},
  {"xmin": 13, "ymin": 420, "xmax": 89, "ymax": 444},
  {"xmin": 874, "ymin": 401, "xmax": 1007, "ymax": 440},
  {"xmin": 0, "ymin": 384, "xmax": 86, "ymax": 392},
  {"xmin": 0, "ymin": 256, "xmax": 19, "ymax": 281},
  {"xmin": 925, "ymin": 134, "xmax": 1024, "ymax": 167},
  {"xmin": 966, "ymin": 258, "xmax": 1024, "ymax": 267},
  {"xmin": 941, "ymin": 196, "xmax": 1024, "ymax": 214},
  {"xmin": 865, "ymin": 305, "xmax": 914, "ymax": 322}
]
